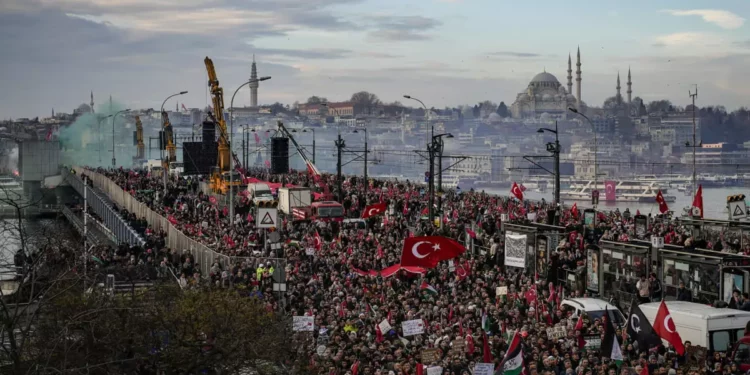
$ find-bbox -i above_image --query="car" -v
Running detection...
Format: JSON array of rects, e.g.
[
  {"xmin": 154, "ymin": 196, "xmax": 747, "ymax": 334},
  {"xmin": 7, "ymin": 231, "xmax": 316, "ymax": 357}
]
[{"xmin": 560, "ymin": 298, "xmax": 626, "ymax": 326}]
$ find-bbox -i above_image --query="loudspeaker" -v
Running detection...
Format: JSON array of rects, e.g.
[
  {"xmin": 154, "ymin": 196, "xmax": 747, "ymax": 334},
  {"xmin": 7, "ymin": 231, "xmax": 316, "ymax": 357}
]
[
  {"xmin": 202, "ymin": 121, "xmax": 216, "ymax": 143},
  {"xmin": 158, "ymin": 131, "xmax": 166, "ymax": 150},
  {"xmin": 183, "ymin": 141, "xmax": 218, "ymax": 175},
  {"xmin": 271, "ymin": 137, "xmax": 289, "ymax": 174},
  {"xmin": 546, "ymin": 209, "xmax": 556, "ymax": 225}
]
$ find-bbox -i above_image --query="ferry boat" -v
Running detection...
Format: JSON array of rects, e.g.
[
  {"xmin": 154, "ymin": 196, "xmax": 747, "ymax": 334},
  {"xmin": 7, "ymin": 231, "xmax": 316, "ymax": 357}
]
[{"xmin": 560, "ymin": 180, "xmax": 677, "ymax": 203}]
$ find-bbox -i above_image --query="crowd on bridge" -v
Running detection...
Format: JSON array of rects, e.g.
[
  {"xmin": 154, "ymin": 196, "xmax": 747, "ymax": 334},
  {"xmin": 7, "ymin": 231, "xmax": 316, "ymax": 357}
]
[{"xmin": 77, "ymin": 166, "xmax": 750, "ymax": 375}]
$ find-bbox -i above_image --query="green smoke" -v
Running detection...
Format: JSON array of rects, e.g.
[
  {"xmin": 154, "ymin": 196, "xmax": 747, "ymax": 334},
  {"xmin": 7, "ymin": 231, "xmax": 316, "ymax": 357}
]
[{"xmin": 60, "ymin": 99, "xmax": 139, "ymax": 168}]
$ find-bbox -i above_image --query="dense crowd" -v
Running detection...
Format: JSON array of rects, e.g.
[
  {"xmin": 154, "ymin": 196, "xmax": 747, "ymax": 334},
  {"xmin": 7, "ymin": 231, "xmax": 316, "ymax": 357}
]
[{"xmin": 82, "ymin": 166, "xmax": 750, "ymax": 375}]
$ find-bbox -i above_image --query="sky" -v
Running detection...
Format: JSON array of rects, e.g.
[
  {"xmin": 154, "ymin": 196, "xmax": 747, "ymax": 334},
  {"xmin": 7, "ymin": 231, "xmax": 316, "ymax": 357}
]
[{"xmin": 1, "ymin": 0, "xmax": 749, "ymax": 118}]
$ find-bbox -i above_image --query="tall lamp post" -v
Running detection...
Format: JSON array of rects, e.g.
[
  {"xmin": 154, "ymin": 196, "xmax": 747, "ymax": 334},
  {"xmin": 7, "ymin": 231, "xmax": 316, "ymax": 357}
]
[
  {"xmin": 112, "ymin": 109, "xmax": 130, "ymax": 167},
  {"xmin": 291, "ymin": 128, "xmax": 316, "ymax": 164},
  {"xmin": 160, "ymin": 91, "xmax": 188, "ymax": 191},
  {"xmin": 321, "ymin": 103, "xmax": 345, "ymax": 202},
  {"xmin": 353, "ymin": 128, "xmax": 368, "ymax": 195},
  {"xmin": 97, "ymin": 114, "xmax": 112, "ymax": 164},
  {"xmin": 569, "ymin": 107, "xmax": 597, "ymax": 226},
  {"xmin": 228, "ymin": 76, "xmax": 271, "ymax": 224},
  {"xmin": 537, "ymin": 121, "xmax": 561, "ymax": 225}
]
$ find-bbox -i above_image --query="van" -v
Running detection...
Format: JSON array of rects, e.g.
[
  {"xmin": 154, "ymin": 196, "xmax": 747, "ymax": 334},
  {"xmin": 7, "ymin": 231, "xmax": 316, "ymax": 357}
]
[
  {"xmin": 560, "ymin": 298, "xmax": 626, "ymax": 326},
  {"xmin": 639, "ymin": 301, "xmax": 750, "ymax": 352}
]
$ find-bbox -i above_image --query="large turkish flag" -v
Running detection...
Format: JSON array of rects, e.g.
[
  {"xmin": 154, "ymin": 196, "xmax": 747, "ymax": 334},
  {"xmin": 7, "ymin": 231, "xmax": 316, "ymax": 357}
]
[
  {"xmin": 400, "ymin": 236, "xmax": 466, "ymax": 269},
  {"xmin": 362, "ymin": 202, "xmax": 387, "ymax": 219},
  {"xmin": 653, "ymin": 301, "xmax": 685, "ymax": 355}
]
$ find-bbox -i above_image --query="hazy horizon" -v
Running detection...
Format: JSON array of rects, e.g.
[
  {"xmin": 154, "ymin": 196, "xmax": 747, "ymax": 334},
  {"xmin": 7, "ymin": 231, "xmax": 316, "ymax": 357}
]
[{"xmin": 2, "ymin": 0, "xmax": 749, "ymax": 118}]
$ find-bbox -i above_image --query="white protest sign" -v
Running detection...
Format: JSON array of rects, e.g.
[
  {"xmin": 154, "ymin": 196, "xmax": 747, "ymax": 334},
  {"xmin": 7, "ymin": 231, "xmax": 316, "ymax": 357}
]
[
  {"xmin": 474, "ymin": 363, "xmax": 495, "ymax": 375},
  {"xmin": 401, "ymin": 319, "xmax": 425, "ymax": 336},
  {"xmin": 292, "ymin": 316, "xmax": 315, "ymax": 331},
  {"xmin": 496, "ymin": 286, "xmax": 508, "ymax": 296},
  {"xmin": 379, "ymin": 319, "xmax": 392, "ymax": 334},
  {"xmin": 305, "ymin": 247, "xmax": 315, "ymax": 256},
  {"xmin": 427, "ymin": 367, "xmax": 443, "ymax": 375}
]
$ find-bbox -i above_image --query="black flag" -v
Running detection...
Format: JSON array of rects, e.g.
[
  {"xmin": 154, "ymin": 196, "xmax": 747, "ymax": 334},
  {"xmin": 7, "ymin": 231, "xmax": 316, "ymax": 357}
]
[{"xmin": 627, "ymin": 303, "xmax": 662, "ymax": 349}]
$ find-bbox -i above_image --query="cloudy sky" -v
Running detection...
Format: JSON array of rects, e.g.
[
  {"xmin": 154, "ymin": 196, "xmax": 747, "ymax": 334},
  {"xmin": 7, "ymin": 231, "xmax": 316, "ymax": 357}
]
[{"xmin": 2, "ymin": 0, "xmax": 749, "ymax": 118}]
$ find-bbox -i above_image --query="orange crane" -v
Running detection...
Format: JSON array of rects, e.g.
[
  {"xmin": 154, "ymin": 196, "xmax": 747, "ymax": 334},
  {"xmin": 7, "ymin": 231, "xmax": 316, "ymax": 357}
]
[{"xmin": 161, "ymin": 110, "xmax": 176, "ymax": 168}]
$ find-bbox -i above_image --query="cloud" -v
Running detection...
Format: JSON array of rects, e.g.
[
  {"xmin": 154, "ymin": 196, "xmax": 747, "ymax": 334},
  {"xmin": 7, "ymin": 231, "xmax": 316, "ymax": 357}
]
[
  {"xmin": 251, "ymin": 47, "xmax": 353, "ymax": 60},
  {"xmin": 662, "ymin": 9, "xmax": 745, "ymax": 29},
  {"xmin": 367, "ymin": 15, "xmax": 442, "ymax": 41},
  {"xmin": 487, "ymin": 51, "xmax": 542, "ymax": 58},
  {"xmin": 653, "ymin": 32, "xmax": 714, "ymax": 47},
  {"xmin": 734, "ymin": 40, "xmax": 750, "ymax": 49}
]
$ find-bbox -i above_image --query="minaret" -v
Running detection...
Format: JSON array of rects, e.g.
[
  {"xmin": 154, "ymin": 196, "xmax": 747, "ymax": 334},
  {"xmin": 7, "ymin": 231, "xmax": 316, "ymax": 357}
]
[
  {"xmin": 90, "ymin": 91, "xmax": 95, "ymax": 112},
  {"xmin": 567, "ymin": 53, "xmax": 573, "ymax": 95},
  {"xmin": 616, "ymin": 72, "xmax": 621, "ymax": 102},
  {"xmin": 575, "ymin": 46, "xmax": 582, "ymax": 110},
  {"xmin": 249, "ymin": 54, "xmax": 259, "ymax": 107},
  {"xmin": 627, "ymin": 67, "xmax": 632, "ymax": 104}
]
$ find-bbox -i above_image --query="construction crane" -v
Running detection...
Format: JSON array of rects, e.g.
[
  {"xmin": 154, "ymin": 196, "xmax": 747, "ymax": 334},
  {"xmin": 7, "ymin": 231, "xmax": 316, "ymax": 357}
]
[
  {"xmin": 276, "ymin": 121, "xmax": 321, "ymax": 177},
  {"xmin": 161, "ymin": 110, "xmax": 176, "ymax": 168},
  {"xmin": 205, "ymin": 56, "xmax": 245, "ymax": 194},
  {"xmin": 135, "ymin": 115, "xmax": 144, "ymax": 161}
]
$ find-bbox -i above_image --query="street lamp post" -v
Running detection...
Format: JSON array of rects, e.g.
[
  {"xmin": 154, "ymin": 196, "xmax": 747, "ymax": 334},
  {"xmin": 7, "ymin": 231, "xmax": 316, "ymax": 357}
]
[
  {"xmin": 112, "ymin": 109, "xmax": 130, "ymax": 167},
  {"xmin": 353, "ymin": 128, "xmax": 368, "ymax": 195},
  {"xmin": 321, "ymin": 103, "xmax": 345, "ymax": 203},
  {"xmin": 97, "ymin": 115, "xmax": 112, "ymax": 164},
  {"xmin": 537, "ymin": 121, "xmax": 561, "ymax": 225},
  {"xmin": 229, "ymin": 76, "xmax": 271, "ymax": 224},
  {"xmin": 160, "ymin": 91, "xmax": 188, "ymax": 191},
  {"xmin": 569, "ymin": 107, "xmax": 597, "ymax": 226}
]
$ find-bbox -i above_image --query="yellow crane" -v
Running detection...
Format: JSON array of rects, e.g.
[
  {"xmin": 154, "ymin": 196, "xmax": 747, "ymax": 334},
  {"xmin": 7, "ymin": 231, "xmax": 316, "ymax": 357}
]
[
  {"xmin": 161, "ymin": 110, "xmax": 176, "ymax": 169},
  {"xmin": 135, "ymin": 115, "xmax": 144, "ymax": 160},
  {"xmin": 204, "ymin": 56, "xmax": 239, "ymax": 194}
]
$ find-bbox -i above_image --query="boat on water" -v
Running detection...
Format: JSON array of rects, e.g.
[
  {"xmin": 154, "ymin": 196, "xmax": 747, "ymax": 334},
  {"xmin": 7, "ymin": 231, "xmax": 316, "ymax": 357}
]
[{"xmin": 560, "ymin": 179, "xmax": 677, "ymax": 203}]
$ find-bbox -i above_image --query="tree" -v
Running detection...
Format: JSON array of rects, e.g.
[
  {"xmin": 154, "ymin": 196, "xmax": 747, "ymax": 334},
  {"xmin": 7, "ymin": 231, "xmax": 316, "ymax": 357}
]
[
  {"xmin": 306, "ymin": 96, "xmax": 327, "ymax": 104},
  {"xmin": 350, "ymin": 91, "xmax": 380, "ymax": 114},
  {"xmin": 647, "ymin": 100, "xmax": 673, "ymax": 114},
  {"xmin": 631, "ymin": 96, "xmax": 647, "ymax": 116},
  {"xmin": 496, "ymin": 102, "xmax": 510, "ymax": 117}
]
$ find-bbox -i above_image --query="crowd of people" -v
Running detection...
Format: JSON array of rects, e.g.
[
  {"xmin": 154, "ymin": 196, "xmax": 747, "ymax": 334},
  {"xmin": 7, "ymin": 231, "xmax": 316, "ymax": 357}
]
[{"xmin": 82, "ymin": 166, "xmax": 750, "ymax": 375}]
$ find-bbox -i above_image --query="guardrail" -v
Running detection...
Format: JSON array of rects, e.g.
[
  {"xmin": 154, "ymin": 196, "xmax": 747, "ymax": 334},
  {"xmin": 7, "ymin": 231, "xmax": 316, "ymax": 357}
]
[
  {"xmin": 61, "ymin": 205, "xmax": 115, "ymax": 247},
  {"xmin": 64, "ymin": 169, "xmax": 145, "ymax": 247}
]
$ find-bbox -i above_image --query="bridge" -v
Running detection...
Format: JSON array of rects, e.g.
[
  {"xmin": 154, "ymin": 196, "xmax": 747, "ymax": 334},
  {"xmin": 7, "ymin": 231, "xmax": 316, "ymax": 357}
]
[{"xmin": 63, "ymin": 169, "xmax": 145, "ymax": 247}]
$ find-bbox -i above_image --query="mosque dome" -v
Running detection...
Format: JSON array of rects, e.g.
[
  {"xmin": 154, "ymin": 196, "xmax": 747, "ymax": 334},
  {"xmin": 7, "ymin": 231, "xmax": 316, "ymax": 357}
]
[
  {"xmin": 76, "ymin": 103, "xmax": 92, "ymax": 113},
  {"xmin": 530, "ymin": 72, "xmax": 560, "ymax": 84}
]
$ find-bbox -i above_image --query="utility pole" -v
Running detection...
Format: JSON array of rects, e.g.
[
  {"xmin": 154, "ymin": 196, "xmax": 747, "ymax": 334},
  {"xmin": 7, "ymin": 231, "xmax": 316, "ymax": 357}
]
[
  {"xmin": 537, "ymin": 121, "xmax": 561, "ymax": 225},
  {"xmin": 363, "ymin": 129, "xmax": 368, "ymax": 195},
  {"xmin": 689, "ymin": 85, "xmax": 698, "ymax": 196},
  {"xmin": 438, "ymin": 137, "xmax": 444, "ymax": 193},
  {"xmin": 335, "ymin": 134, "xmax": 345, "ymax": 203},
  {"xmin": 428, "ymin": 136, "xmax": 436, "ymax": 223},
  {"xmin": 83, "ymin": 175, "xmax": 87, "ymax": 292}
]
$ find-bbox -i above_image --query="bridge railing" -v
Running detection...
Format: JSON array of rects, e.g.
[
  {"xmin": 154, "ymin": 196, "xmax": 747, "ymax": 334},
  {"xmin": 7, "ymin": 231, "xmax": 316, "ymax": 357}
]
[
  {"xmin": 64, "ymin": 169, "xmax": 145, "ymax": 247},
  {"xmin": 73, "ymin": 167, "xmax": 232, "ymax": 279}
]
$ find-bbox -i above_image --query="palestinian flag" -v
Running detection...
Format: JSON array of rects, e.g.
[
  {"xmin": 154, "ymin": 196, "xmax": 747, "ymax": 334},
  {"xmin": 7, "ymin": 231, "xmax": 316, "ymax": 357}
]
[
  {"xmin": 499, "ymin": 331, "xmax": 524, "ymax": 375},
  {"xmin": 481, "ymin": 310, "xmax": 491, "ymax": 332},
  {"xmin": 601, "ymin": 307, "xmax": 624, "ymax": 367},
  {"xmin": 420, "ymin": 281, "xmax": 438, "ymax": 295}
]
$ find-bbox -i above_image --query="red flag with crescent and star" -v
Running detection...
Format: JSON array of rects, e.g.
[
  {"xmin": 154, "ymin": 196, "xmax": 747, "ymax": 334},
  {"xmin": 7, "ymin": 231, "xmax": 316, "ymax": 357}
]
[
  {"xmin": 604, "ymin": 180, "xmax": 617, "ymax": 201},
  {"xmin": 653, "ymin": 301, "xmax": 685, "ymax": 355},
  {"xmin": 313, "ymin": 231, "xmax": 322, "ymax": 251},
  {"xmin": 510, "ymin": 182, "xmax": 524, "ymax": 201},
  {"xmin": 400, "ymin": 236, "xmax": 467, "ymax": 269},
  {"xmin": 691, "ymin": 185, "xmax": 703, "ymax": 219},
  {"xmin": 362, "ymin": 202, "xmax": 387, "ymax": 219},
  {"xmin": 655, "ymin": 190, "xmax": 669, "ymax": 214}
]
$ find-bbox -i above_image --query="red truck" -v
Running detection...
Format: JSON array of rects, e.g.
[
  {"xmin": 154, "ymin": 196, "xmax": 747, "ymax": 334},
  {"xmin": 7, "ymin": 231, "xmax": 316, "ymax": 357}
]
[
  {"xmin": 291, "ymin": 201, "xmax": 344, "ymax": 223},
  {"xmin": 731, "ymin": 321, "xmax": 750, "ymax": 371}
]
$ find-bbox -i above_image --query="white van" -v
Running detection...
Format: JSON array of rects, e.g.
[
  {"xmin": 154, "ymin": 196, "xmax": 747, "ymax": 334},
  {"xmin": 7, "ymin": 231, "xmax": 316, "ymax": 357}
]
[
  {"xmin": 560, "ymin": 298, "xmax": 626, "ymax": 326},
  {"xmin": 639, "ymin": 301, "xmax": 750, "ymax": 352}
]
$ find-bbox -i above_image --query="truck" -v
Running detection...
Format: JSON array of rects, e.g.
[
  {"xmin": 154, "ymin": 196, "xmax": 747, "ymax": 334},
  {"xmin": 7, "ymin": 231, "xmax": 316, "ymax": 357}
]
[
  {"xmin": 278, "ymin": 187, "xmax": 311, "ymax": 215},
  {"xmin": 639, "ymin": 301, "xmax": 750, "ymax": 353},
  {"xmin": 730, "ymin": 321, "xmax": 750, "ymax": 372},
  {"xmin": 247, "ymin": 183, "xmax": 275, "ymax": 206}
]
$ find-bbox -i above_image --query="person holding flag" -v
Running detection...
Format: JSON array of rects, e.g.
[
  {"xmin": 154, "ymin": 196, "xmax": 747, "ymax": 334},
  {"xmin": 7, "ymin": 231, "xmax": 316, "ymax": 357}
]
[{"xmin": 601, "ymin": 308, "xmax": 624, "ymax": 367}]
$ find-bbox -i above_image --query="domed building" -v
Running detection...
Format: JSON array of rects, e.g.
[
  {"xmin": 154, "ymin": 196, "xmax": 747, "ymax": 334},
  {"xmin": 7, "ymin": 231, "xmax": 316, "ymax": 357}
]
[{"xmin": 510, "ymin": 48, "xmax": 583, "ymax": 119}]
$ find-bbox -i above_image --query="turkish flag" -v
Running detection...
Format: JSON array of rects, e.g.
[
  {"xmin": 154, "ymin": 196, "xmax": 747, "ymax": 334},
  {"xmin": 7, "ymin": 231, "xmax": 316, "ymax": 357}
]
[
  {"xmin": 313, "ymin": 231, "xmax": 322, "ymax": 250},
  {"xmin": 604, "ymin": 180, "xmax": 617, "ymax": 201},
  {"xmin": 655, "ymin": 190, "xmax": 669, "ymax": 214},
  {"xmin": 510, "ymin": 182, "xmax": 524, "ymax": 201},
  {"xmin": 400, "ymin": 236, "xmax": 466, "ymax": 269},
  {"xmin": 571, "ymin": 202, "xmax": 579, "ymax": 219},
  {"xmin": 482, "ymin": 332, "xmax": 493, "ymax": 363},
  {"xmin": 362, "ymin": 202, "xmax": 387, "ymax": 218},
  {"xmin": 691, "ymin": 185, "xmax": 703, "ymax": 218},
  {"xmin": 653, "ymin": 301, "xmax": 685, "ymax": 355}
]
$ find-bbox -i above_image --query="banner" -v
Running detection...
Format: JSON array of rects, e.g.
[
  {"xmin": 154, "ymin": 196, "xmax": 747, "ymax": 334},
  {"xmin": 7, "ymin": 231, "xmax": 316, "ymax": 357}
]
[
  {"xmin": 293, "ymin": 316, "xmax": 315, "ymax": 331},
  {"xmin": 504, "ymin": 233, "xmax": 527, "ymax": 268},
  {"xmin": 401, "ymin": 319, "xmax": 425, "ymax": 336},
  {"xmin": 586, "ymin": 248, "xmax": 599, "ymax": 293}
]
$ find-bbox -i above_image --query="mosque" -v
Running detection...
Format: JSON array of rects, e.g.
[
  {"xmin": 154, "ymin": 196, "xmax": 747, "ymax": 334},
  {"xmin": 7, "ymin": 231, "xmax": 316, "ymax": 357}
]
[{"xmin": 509, "ymin": 48, "xmax": 633, "ymax": 119}]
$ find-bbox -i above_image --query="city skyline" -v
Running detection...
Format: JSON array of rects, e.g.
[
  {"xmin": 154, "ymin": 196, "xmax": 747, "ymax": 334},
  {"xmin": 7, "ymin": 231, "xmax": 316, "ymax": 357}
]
[{"xmin": 1, "ymin": 0, "xmax": 749, "ymax": 118}]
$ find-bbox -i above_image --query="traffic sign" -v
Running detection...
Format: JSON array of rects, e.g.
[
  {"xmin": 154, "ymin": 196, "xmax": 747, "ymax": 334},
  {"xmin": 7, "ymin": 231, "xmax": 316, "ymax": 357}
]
[
  {"xmin": 257, "ymin": 208, "xmax": 279, "ymax": 228},
  {"xmin": 729, "ymin": 200, "xmax": 747, "ymax": 220}
]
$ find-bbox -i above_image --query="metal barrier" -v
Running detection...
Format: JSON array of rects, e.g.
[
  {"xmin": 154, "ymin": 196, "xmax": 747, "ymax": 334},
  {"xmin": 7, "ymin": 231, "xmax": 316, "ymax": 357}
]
[
  {"xmin": 60, "ymin": 205, "xmax": 115, "ymax": 247},
  {"xmin": 64, "ymin": 169, "xmax": 145, "ymax": 247}
]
